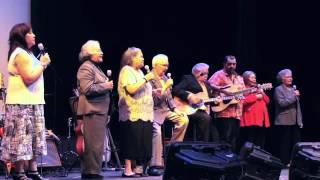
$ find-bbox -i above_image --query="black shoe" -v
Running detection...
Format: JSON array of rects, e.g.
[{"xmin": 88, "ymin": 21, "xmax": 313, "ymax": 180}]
[
  {"xmin": 81, "ymin": 173, "xmax": 103, "ymax": 179},
  {"xmin": 12, "ymin": 172, "xmax": 29, "ymax": 180},
  {"xmin": 26, "ymin": 171, "xmax": 48, "ymax": 180},
  {"xmin": 121, "ymin": 172, "xmax": 140, "ymax": 178},
  {"xmin": 147, "ymin": 167, "xmax": 162, "ymax": 176}
]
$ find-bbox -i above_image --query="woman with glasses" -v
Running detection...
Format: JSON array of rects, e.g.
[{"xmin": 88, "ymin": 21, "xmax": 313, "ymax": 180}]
[
  {"xmin": 240, "ymin": 71, "xmax": 270, "ymax": 149},
  {"xmin": 274, "ymin": 69, "xmax": 302, "ymax": 166},
  {"xmin": 77, "ymin": 40, "xmax": 113, "ymax": 179},
  {"xmin": 118, "ymin": 47, "xmax": 155, "ymax": 177}
]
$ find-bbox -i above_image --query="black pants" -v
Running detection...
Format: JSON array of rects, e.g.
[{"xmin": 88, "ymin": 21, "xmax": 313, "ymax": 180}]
[
  {"xmin": 276, "ymin": 125, "xmax": 300, "ymax": 165},
  {"xmin": 240, "ymin": 126, "xmax": 267, "ymax": 149},
  {"xmin": 188, "ymin": 110, "xmax": 219, "ymax": 142},
  {"xmin": 215, "ymin": 117, "xmax": 240, "ymax": 152}
]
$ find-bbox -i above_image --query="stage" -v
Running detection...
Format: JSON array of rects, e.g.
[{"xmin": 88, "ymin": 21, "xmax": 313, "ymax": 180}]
[{"xmin": 0, "ymin": 168, "xmax": 289, "ymax": 179}]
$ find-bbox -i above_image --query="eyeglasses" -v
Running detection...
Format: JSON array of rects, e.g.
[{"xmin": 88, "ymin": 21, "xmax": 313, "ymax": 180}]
[
  {"xmin": 199, "ymin": 72, "xmax": 208, "ymax": 76},
  {"xmin": 158, "ymin": 64, "xmax": 169, "ymax": 67}
]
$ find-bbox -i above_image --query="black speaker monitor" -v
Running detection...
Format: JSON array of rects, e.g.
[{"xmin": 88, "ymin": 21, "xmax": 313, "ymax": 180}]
[
  {"xmin": 289, "ymin": 142, "xmax": 320, "ymax": 180},
  {"xmin": 163, "ymin": 141, "xmax": 245, "ymax": 180},
  {"xmin": 239, "ymin": 142, "xmax": 284, "ymax": 180}
]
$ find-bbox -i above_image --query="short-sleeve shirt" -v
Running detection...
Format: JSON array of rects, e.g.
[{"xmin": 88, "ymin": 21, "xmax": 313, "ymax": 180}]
[{"xmin": 208, "ymin": 69, "xmax": 244, "ymax": 119}]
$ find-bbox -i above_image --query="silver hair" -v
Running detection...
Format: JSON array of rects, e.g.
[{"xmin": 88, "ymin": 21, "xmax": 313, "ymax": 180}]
[
  {"xmin": 79, "ymin": 40, "xmax": 100, "ymax": 62},
  {"xmin": 242, "ymin": 71, "xmax": 256, "ymax": 81},
  {"xmin": 277, "ymin": 69, "xmax": 292, "ymax": 83},
  {"xmin": 152, "ymin": 54, "xmax": 168, "ymax": 67},
  {"xmin": 192, "ymin": 63, "xmax": 209, "ymax": 75}
]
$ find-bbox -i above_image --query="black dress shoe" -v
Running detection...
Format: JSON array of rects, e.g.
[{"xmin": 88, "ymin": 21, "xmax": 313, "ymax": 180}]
[
  {"xmin": 147, "ymin": 167, "xmax": 162, "ymax": 176},
  {"xmin": 12, "ymin": 172, "xmax": 29, "ymax": 180},
  {"xmin": 26, "ymin": 171, "xmax": 48, "ymax": 180},
  {"xmin": 81, "ymin": 173, "xmax": 103, "ymax": 179},
  {"xmin": 121, "ymin": 173, "xmax": 140, "ymax": 178}
]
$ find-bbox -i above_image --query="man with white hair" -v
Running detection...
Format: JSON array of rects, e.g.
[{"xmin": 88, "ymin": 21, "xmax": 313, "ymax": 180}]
[
  {"xmin": 148, "ymin": 54, "xmax": 189, "ymax": 176},
  {"xmin": 173, "ymin": 63, "xmax": 219, "ymax": 142},
  {"xmin": 77, "ymin": 40, "xmax": 113, "ymax": 179}
]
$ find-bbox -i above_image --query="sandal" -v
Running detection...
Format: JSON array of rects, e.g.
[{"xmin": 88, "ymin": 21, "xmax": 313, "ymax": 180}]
[{"xmin": 12, "ymin": 172, "xmax": 29, "ymax": 180}]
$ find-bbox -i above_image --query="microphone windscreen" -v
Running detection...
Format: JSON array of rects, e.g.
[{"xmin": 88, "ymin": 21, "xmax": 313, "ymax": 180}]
[
  {"xmin": 144, "ymin": 65, "xmax": 150, "ymax": 72},
  {"xmin": 38, "ymin": 43, "xmax": 44, "ymax": 51},
  {"xmin": 293, "ymin": 85, "xmax": 297, "ymax": 90},
  {"xmin": 167, "ymin": 72, "xmax": 171, "ymax": 78},
  {"xmin": 107, "ymin": 70, "xmax": 112, "ymax": 77}
]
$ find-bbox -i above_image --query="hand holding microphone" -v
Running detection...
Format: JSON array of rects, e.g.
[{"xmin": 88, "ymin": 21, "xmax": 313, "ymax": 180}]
[
  {"xmin": 164, "ymin": 72, "xmax": 174, "ymax": 91},
  {"xmin": 105, "ymin": 69, "xmax": 114, "ymax": 90},
  {"xmin": 144, "ymin": 65, "xmax": 155, "ymax": 82},
  {"xmin": 293, "ymin": 85, "xmax": 300, "ymax": 97},
  {"xmin": 144, "ymin": 65, "xmax": 150, "ymax": 73},
  {"xmin": 38, "ymin": 43, "xmax": 51, "ymax": 69}
]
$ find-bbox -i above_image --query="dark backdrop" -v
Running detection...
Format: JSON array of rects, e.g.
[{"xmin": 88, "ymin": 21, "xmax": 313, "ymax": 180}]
[{"xmin": 30, "ymin": 0, "xmax": 320, "ymax": 154}]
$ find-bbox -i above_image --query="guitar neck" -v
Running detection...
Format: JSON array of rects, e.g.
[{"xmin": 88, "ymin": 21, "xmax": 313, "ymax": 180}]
[{"xmin": 233, "ymin": 87, "xmax": 255, "ymax": 95}]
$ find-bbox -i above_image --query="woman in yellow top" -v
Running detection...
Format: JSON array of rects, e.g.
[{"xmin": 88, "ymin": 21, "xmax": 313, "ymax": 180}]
[{"xmin": 118, "ymin": 47, "xmax": 155, "ymax": 177}]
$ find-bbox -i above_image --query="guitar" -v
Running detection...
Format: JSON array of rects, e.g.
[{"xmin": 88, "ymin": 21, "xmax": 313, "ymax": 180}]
[
  {"xmin": 75, "ymin": 120, "xmax": 85, "ymax": 156},
  {"xmin": 211, "ymin": 83, "xmax": 273, "ymax": 112},
  {"xmin": 70, "ymin": 88, "xmax": 85, "ymax": 156},
  {"xmin": 173, "ymin": 92, "xmax": 221, "ymax": 115}
]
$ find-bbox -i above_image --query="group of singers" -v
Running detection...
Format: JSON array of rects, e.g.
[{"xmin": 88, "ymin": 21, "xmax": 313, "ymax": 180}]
[{"xmin": 0, "ymin": 23, "xmax": 302, "ymax": 180}]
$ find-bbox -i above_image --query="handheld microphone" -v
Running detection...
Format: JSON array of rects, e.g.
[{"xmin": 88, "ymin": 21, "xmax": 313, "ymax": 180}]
[
  {"xmin": 107, "ymin": 70, "xmax": 112, "ymax": 78},
  {"xmin": 106, "ymin": 70, "xmax": 113, "ymax": 93},
  {"xmin": 167, "ymin": 72, "xmax": 172, "ymax": 79},
  {"xmin": 293, "ymin": 84, "xmax": 300, "ymax": 100},
  {"xmin": 293, "ymin": 85, "xmax": 297, "ymax": 90},
  {"xmin": 37, "ymin": 43, "xmax": 46, "ymax": 58},
  {"xmin": 144, "ymin": 65, "xmax": 150, "ymax": 73}
]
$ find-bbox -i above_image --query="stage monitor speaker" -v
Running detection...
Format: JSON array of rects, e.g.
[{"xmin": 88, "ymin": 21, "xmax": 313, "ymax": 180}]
[
  {"xmin": 37, "ymin": 138, "xmax": 62, "ymax": 168},
  {"xmin": 289, "ymin": 142, "xmax": 320, "ymax": 180},
  {"xmin": 163, "ymin": 141, "xmax": 245, "ymax": 180},
  {"xmin": 239, "ymin": 142, "xmax": 284, "ymax": 180}
]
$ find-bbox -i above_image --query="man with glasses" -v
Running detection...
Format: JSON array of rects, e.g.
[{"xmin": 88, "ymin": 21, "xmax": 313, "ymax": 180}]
[
  {"xmin": 172, "ymin": 63, "xmax": 219, "ymax": 142},
  {"xmin": 148, "ymin": 54, "xmax": 189, "ymax": 176},
  {"xmin": 208, "ymin": 55, "xmax": 245, "ymax": 152}
]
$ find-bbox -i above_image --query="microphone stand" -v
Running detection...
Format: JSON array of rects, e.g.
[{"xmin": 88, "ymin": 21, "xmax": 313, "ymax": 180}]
[{"xmin": 104, "ymin": 75, "xmax": 122, "ymax": 171}]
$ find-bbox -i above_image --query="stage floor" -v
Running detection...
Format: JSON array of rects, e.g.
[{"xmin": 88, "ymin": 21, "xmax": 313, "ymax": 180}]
[{"xmin": 0, "ymin": 168, "xmax": 289, "ymax": 180}]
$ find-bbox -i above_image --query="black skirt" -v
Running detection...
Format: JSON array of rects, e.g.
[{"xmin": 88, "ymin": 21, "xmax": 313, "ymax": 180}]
[{"xmin": 120, "ymin": 119, "xmax": 152, "ymax": 162}]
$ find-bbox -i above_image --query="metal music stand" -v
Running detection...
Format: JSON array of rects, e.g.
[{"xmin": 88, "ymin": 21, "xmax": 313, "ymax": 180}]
[{"xmin": 58, "ymin": 97, "xmax": 80, "ymax": 175}]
